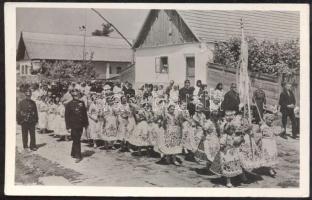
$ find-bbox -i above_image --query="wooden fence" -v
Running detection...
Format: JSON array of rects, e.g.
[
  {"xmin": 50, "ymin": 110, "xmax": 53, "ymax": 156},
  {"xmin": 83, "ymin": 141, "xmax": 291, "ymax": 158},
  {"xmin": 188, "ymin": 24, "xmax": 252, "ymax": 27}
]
[{"xmin": 207, "ymin": 63, "xmax": 300, "ymax": 107}]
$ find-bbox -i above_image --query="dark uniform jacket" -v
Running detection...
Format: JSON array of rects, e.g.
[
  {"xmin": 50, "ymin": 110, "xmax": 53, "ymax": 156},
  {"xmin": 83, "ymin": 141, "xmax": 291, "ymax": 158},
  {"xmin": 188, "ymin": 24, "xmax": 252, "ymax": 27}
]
[
  {"xmin": 17, "ymin": 99, "xmax": 38, "ymax": 125},
  {"xmin": 179, "ymin": 87, "xmax": 195, "ymax": 104},
  {"xmin": 222, "ymin": 90, "xmax": 240, "ymax": 112},
  {"xmin": 279, "ymin": 90, "xmax": 296, "ymax": 113},
  {"xmin": 65, "ymin": 99, "xmax": 89, "ymax": 129}
]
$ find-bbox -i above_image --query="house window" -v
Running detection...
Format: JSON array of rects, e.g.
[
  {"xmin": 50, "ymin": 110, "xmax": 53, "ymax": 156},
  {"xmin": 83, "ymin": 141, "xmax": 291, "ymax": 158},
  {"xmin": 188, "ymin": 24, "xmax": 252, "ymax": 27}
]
[
  {"xmin": 116, "ymin": 67, "xmax": 122, "ymax": 74},
  {"xmin": 155, "ymin": 56, "xmax": 169, "ymax": 73}
]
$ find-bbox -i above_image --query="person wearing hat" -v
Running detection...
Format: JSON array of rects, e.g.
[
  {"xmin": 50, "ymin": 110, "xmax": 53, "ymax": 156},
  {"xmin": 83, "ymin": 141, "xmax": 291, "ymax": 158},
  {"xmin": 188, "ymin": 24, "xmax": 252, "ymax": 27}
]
[
  {"xmin": 221, "ymin": 83, "xmax": 240, "ymax": 115},
  {"xmin": 278, "ymin": 82, "xmax": 297, "ymax": 139},
  {"xmin": 17, "ymin": 89, "xmax": 39, "ymax": 151},
  {"xmin": 65, "ymin": 89, "xmax": 89, "ymax": 163}
]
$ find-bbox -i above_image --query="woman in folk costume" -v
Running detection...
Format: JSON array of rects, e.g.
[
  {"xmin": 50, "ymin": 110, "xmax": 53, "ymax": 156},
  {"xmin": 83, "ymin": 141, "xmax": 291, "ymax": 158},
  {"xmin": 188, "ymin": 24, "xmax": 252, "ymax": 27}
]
[
  {"xmin": 101, "ymin": 96, "xmax": 118, "ymax": 149},
  {"xmin": 87, "ymin": 94, "xmax": 102, "ymax": 148},
  {"xmin": 128, "ymin": 102, "xmax": 151, "ymax": 155},
  {"xmin": 157, "ymin": 104, "xmax": 183, "ymax": 166},
  {"xmin": 210, "ymin": 121, "xmax": 245, "ymax": 188},
  {"xmin": 116, "ymin": 96, "xmax": 133, "ymax": 152},
  {"xmin": 55, "ymin": 101, "xmax": 68, "ymax": 141},
  {"xmin": 47, "ymin": 95, "xmax": 58, "ymax": 134},
  {"xmin": 37, "ymin": 96, "xmax": 48, "ymax": 133},
  {"xmin": 258, "ymin": 113, "xmax": 284, "ymax": 177}
]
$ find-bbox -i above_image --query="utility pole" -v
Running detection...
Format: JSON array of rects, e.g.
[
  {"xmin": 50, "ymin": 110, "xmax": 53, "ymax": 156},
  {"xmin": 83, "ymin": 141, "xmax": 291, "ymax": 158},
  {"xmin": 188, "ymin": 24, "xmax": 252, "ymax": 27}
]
[{"xmin": 79, "ymin": 25, "xmax": 87, "ymax": 63}]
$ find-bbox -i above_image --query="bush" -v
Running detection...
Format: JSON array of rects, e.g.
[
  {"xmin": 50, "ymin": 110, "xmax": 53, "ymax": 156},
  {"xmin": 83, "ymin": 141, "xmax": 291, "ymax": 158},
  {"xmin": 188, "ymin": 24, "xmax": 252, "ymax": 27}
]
[{"xmin": 214, "ymin": 37, "xmax": 299, "ymax": 76}]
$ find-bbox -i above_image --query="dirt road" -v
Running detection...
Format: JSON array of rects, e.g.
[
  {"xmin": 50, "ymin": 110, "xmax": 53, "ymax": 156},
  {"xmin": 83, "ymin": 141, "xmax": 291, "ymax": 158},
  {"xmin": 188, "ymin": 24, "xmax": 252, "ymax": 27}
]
[{"xmin": 15, "ymin": 127, "xmax": 299, "ymax": 188}]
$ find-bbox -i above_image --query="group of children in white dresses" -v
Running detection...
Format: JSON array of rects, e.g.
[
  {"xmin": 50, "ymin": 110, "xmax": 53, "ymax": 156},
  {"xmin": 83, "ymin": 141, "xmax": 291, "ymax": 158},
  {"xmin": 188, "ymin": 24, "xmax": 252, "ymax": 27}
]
[{"xmin": 33, "ymin": 84, "xmax": 284, "ymax": 188}]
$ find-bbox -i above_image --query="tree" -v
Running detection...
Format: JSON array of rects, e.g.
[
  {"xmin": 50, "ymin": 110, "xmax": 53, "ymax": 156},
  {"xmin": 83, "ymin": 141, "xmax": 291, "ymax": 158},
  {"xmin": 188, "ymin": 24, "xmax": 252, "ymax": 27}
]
[{"xmin": 92, "ymin": 23, "xmax": 114, "ymax": 37}]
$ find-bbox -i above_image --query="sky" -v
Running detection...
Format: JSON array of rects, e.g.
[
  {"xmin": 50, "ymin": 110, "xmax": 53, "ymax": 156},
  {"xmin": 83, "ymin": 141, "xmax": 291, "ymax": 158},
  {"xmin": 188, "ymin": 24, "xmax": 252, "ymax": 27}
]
[{"xmin": 16, "ymin": 8, "xmax": 149, "ymax": 43}]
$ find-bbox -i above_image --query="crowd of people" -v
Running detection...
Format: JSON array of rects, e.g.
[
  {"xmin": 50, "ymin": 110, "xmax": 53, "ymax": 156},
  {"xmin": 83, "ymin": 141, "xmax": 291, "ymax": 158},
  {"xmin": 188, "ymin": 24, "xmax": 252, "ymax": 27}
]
[{"xmin": 17, "ymin": 78, "xmax": 299, "ymax": 187}]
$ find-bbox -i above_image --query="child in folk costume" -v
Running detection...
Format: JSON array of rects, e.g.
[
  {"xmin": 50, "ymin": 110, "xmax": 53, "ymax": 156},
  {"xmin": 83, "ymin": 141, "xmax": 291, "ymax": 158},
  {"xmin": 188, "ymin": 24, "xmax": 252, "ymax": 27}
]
[
  {"xmin": 200, "ymin": 119, "xmax": 221, "ymax": 167},
  {"xmin": 37, "ymin": 96, "xmax": 48, "ymax": 133},
  {"xmin": 88, "ymin": 95, "xmax": 102, "ymax": 148},
  {"xmin": 116, "ymin": 96, "xmax": 133, "ymax": 152},
  {"xmin": 210, "ymin": 114, "xmax": 245, "ymax": 187},
  {"xmin": 157, "ymin": 104, "xmax": 183, "ymax": 165},
  {"xmin": 258, "ymin": 113, "xmax": 284, "ymax": 177},
  {"xmin": 101, "ymin": 96, "xmax": 118, "ymax": 149},
  {"xmin": 128, "ymin": 102, "xmax": 151, "ymax": 155},
  {"xmin": 234, "ymin": 114, "xmax": 262, "ymax": 172}
]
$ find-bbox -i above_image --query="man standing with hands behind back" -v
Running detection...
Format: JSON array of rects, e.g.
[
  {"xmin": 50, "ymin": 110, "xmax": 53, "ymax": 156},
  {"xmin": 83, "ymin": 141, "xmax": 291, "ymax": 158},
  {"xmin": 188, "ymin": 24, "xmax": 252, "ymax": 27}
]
[
  {"xmin": 17, "ymin": 88, "xmax": 38, "ymax": 152},
  {"xmin": 279, "ymin": 82, "xmax": 297, "ymax": 139},
  {"xmin": 65, "ymin": 89, "xmax": 89, "ymax": 163}
]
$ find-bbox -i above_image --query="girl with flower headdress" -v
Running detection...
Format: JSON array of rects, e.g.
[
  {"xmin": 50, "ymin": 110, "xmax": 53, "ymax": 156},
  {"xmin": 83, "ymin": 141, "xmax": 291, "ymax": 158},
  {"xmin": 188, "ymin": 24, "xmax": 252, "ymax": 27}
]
[
  {"xmin": 101, "ymin": 95, "xmax": 118, "ymax": 149},
  {"xmin": 157, "ymin": 104, "xmax": 183, "ymax": 165},
  {"xmin": 258, "ymin": 113, "xmax": 284, "ymax": 177},
  {"xmin": 210, "ymin": 120, "xmax": 244, "ymax": 187}
]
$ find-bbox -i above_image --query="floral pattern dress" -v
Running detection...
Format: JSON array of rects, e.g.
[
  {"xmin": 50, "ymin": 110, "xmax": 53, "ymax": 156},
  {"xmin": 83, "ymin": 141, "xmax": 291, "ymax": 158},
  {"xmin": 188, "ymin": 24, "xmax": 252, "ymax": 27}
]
[
  {"xmin": 116, "ymin": 103, "xmax": 132, "ymax": 141},
  {"xmin": 210, "ymin": 125, "xmax": 243, "ymax": 177},
  {"xmin": 128, "ymin": 109, "xmax": 151, "ymax": 147},
  {"xmin": 37, "ymin": 100, "xmax": 48, "ymax": 129},
  {"xmin": 203, "ymin": 120, "xmax": 221, "ymax": 162},
  {"xmin": 259, "ymin": 123, "xmax": 282, "ymax": 167},
  {"xmin": 100, "ymin": 104, "xmax": 118, "ymax": 141},
  {"xmin": 56, "ymin": 104, "xmax": 67, "ymax": 136},
  {"xmin": 158, "ymin": 112, "xmax": 183, "ymax": 155},
  {"xmin": 88, "ymin": 102, "xmax": 101, "ymax": 140},
  {"xmin": 47, "ymin": 103, "xmax": 57, "ymax": 131}
]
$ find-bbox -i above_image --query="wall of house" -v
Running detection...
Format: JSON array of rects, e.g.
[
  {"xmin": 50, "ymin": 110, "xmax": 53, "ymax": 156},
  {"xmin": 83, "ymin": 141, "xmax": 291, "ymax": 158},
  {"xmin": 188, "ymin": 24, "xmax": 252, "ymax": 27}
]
[{"xmin": 134, "ymin": 42, "xmax": 214, "ymax": 88}]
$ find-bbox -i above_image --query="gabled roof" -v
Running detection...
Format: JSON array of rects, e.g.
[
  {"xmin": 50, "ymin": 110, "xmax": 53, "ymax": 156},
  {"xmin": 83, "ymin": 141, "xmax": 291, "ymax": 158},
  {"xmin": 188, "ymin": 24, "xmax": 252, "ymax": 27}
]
[
  {"xmin": 17, "ymin": 31, "xmax": 133, "ymax": 62},
  {"xmin": 134, "ymin": 10, "xmax": 299, "ymax": 48}
]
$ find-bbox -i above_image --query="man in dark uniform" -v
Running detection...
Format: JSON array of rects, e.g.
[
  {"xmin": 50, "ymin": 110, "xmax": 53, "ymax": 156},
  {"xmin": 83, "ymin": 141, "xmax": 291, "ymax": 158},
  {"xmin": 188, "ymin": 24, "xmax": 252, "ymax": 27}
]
[
  {"xmin": 65, "ymin": 89, "xmax": 89, "ymax": 163},
  {"xmin": 279, "ymin": 83, "xmax": 297, "ymax": 139},
  {"xmin": 221, "ymin": 83, "xmax": 240, "ymax": 114},
  {"xmin": 179, "ymin": 80, "xmax": 195, "ymax": 116},
  {"xmin": 252, "ymin": 85, "xmax": 266, "ymax": 124},
  {"xmin": 17, "ymin": 89, "xmax": 38, "ymax": 151}
]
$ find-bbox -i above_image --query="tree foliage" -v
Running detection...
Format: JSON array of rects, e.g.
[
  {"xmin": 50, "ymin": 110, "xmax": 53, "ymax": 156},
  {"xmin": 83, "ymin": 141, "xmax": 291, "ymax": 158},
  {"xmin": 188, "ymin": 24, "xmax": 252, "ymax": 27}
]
[
  {"xmin": 214, "ymin": 37, "xmax": 299, "ymax": 76},
  {"xmin": 92, "ymin": 23, "xmax": 114, "ymax": 37}
]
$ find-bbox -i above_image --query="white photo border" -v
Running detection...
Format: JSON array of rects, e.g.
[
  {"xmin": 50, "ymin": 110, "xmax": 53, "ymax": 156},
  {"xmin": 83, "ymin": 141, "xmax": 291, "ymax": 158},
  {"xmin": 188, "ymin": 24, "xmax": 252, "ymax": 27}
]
[{"xmin": 5, "ymin": 2, "xmax": 310, "ymax": 197}]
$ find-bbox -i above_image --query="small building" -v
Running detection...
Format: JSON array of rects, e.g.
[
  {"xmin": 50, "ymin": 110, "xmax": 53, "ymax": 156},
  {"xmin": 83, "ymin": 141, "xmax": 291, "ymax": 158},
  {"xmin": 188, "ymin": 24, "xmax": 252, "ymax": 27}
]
[
  {"xmin": 16, "ymin": 31, "xmax": 133, "ymax": 79},
  {"xmin": 122, "ymin": 10, "xmax": 299, "ymax": 88}
]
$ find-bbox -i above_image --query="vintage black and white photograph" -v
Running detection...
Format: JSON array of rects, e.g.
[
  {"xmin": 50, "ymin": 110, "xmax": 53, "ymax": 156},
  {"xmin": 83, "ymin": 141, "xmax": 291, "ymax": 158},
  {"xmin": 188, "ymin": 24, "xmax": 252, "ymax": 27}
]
[{"xmin": 5, "ymin": 3, "xmax": 309, "ymax": 197}]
